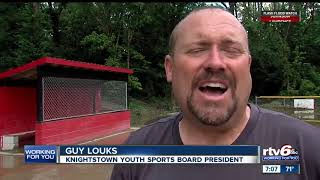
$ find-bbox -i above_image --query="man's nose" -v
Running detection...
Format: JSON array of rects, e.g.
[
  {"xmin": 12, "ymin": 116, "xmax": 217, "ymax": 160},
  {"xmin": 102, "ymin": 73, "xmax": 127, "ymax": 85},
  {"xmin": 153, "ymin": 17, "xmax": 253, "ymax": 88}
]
[{"xmin": 202, "ymin": 46, "xmax": 226, "ymax": 71}]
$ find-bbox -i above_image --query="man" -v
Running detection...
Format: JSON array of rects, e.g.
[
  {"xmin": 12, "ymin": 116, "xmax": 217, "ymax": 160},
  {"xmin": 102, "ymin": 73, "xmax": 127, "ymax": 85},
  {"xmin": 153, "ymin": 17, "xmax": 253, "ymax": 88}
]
[{"xmin": 111, "ymin": 7, "xmax": 320, "ymax": 180}]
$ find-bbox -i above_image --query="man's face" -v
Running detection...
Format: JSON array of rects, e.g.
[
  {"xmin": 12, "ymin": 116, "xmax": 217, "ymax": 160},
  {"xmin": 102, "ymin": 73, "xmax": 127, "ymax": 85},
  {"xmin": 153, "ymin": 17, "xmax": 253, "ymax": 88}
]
[{"xmin": 165, "ymin": 10, "xmax": 252, "ymax": 126}]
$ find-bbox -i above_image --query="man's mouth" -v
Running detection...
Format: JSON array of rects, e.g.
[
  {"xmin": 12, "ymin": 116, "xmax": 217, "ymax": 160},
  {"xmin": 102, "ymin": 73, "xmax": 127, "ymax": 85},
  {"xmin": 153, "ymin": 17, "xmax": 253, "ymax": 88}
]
[{"xmin": 198, "ymin": 82, "xmax": 228, "ymax": 96}]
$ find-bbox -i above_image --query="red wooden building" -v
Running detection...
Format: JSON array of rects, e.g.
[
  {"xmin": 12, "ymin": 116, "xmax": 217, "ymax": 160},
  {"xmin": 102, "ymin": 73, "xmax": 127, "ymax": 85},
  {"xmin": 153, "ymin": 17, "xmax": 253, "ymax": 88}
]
[{"xmin": 0, "ymin": 57, "xmax": 133, "ymax": 149}]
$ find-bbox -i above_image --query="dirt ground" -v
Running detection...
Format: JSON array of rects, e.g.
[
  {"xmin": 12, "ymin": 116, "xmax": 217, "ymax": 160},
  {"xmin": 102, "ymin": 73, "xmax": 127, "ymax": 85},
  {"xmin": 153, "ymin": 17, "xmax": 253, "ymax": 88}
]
[{"xmin": 0, "ymin": 130, "xmax": 133, "ymax": 180}]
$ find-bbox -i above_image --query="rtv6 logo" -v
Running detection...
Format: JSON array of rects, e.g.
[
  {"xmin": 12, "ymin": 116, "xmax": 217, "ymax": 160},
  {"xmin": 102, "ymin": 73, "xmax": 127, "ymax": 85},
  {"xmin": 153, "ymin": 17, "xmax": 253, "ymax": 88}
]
[{"xmin": 263, "ymin": 144, "xmax": 298, "ymax": 157}]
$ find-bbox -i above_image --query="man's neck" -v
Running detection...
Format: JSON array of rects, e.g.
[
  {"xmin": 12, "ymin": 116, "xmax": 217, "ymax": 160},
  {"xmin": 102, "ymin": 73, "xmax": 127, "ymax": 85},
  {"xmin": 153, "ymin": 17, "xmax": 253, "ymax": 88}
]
[{"xmin": 179, "ymin": 105, "xmax": 251, "ymax": 145}]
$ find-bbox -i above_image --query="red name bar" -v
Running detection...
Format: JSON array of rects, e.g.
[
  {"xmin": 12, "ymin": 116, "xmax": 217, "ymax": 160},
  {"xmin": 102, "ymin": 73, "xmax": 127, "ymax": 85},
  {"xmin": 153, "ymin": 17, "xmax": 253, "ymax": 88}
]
[{"xmin": 260, "ymin": 15, "xmax": 300, "ymax": 22}]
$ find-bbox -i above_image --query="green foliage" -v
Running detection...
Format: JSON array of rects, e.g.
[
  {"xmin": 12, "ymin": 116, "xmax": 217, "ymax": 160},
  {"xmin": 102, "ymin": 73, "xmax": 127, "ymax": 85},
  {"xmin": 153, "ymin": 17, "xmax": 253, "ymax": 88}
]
[
  {"xmin": 299, "ymin": 79, "xmax": 316, "ymax": 95},
  {"xmin": 0, "ymin": 2, "xmax": 319, "ymax": 98},
  {"xmin": 0, "ymin": 3, "xmax": 52, "ymax": 71},
  {"xmin": 81, "ymin": 32, "xmax": 115, "ymax": 55},
  {"xmin": 105, "ymin": 56, "xmax": 125, "ymax": 68},
  {"xmin": 128, "ymin": 75, "xmax": 142, "ymax": 91},
  {"xmin": 238, "ymin": 2, "xmax": 320, "ymax": 96}
]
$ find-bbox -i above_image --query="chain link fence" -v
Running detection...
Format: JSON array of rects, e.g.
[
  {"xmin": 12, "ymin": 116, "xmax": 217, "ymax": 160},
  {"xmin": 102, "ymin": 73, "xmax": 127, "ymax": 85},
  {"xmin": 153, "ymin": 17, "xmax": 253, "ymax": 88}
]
[
  {"xmin": 42, "ymin": 77, "xmax": 127, "ymax": 121},
  {"xmin": 255, "ymin": 96, "xmax": 320, "ymax": 121}
]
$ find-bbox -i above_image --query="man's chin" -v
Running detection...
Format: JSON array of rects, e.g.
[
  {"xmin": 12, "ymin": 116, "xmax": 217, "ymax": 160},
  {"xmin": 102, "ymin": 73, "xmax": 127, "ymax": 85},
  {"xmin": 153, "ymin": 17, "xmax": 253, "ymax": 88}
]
[
  {"xmin": 196, "ymin": 111, "xmax": 231, "ymax": 127},
  {"xmin": 188, "ymin": 101, "xmax": 237, "ymax": 127}
]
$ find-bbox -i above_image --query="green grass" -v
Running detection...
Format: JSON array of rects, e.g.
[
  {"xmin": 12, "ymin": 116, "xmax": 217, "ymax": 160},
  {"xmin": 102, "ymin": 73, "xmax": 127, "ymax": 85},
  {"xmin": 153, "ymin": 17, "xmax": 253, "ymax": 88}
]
[
  {"xmin": 128, "ymin": 97, "xmax": 178, "ymax": 127},
  {"xmin": 308, "ymin": 121, "xmax": 320, "ymax": 127}
]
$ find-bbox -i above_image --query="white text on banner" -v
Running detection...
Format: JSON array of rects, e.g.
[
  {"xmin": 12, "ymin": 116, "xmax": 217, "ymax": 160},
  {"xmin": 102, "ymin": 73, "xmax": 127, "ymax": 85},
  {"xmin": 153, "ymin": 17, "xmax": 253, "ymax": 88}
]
[{"xmin": 59, "ymin": 155, "xmax": 259, "ymax": 164}]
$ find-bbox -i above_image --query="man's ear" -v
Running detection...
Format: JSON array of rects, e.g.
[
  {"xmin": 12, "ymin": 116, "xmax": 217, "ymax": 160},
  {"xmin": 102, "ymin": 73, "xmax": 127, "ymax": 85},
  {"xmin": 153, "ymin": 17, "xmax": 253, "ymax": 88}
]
[
  {"xmin": 164, "ymin": 55, "xmax": 173, "ymax": 82},
  {"xmin": 248, "ymin": 55, "xmax": 252, "ymax": 67}
]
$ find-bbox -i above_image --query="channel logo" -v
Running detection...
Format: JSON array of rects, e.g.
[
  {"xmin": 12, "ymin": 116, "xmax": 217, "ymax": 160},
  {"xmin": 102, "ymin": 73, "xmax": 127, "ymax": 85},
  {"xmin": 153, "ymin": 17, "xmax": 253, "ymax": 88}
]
[{"xmin": 262, "ymin": 145, "xmax": 299, "ymax": 161}]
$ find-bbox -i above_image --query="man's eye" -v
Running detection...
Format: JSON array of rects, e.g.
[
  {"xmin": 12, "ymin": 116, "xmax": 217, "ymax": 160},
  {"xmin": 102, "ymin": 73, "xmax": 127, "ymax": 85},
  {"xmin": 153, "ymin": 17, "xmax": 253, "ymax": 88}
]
[
  {"xmin": 223, "ymin": 47, "xmax": 241, "ymax": 53},
  {"xmin": 222, "ymin": 47, "xmax": 243, "ymax": 57},
  {"xmin": 187, "ymin": 48, "xmax": 206, "ymax": 54}
]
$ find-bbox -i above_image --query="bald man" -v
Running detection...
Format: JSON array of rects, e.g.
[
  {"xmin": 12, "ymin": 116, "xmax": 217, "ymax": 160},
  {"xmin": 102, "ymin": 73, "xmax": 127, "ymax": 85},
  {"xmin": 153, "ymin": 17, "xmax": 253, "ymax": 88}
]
[{"xmin": 111, "ymin": 7, "xmax": 320, "ymax": 180}]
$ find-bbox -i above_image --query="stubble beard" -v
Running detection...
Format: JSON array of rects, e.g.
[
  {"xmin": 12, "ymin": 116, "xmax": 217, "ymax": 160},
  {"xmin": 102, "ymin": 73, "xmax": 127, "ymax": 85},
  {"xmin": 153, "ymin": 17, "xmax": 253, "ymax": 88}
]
[
  {"xmin": 187, "ymin": 93, "xmax": 238, "ymax": 126},
  {"xmin": 186, "ymin": 70, "xmax": 238, "ymax": 127}
]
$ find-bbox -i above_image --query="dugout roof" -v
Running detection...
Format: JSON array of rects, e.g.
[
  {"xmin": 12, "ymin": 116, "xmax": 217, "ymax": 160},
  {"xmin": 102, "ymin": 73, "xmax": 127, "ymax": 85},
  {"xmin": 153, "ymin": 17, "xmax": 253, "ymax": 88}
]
[{"xmin": 0, "ymin": 57, "xmax": 133, "ymax": 86}]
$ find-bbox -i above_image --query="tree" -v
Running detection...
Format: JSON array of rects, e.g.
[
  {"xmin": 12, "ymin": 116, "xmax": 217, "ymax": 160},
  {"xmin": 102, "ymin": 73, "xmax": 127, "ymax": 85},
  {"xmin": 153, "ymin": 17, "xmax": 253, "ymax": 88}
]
[
  {"xmin": 0, "ymin": 3, "xmax": 52, "ymax": 72},
  {"xmin": 0, "ymin": 2, "xmax": 319, "ymax": 97}
]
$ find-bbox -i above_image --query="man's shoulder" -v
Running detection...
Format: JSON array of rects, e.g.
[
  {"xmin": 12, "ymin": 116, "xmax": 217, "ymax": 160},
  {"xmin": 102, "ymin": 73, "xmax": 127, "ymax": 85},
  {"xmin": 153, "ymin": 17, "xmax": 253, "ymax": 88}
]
[
  {"xmin": 254, "ymin": 106, "xmax": 320, "ymax": 178},
  {"xmin": 125, "ymin": 113, "xmax": 182, "ymax": 145}
]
